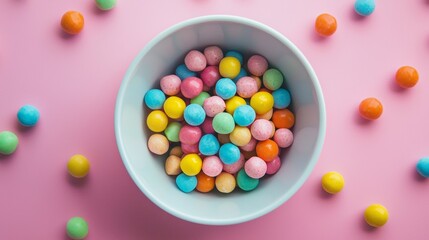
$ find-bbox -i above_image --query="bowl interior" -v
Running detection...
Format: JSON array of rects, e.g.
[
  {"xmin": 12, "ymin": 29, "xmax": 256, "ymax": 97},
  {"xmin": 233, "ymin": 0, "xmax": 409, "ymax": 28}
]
[{"xmin": 115, "ymin": 16, "xmax": 325, "ymax": 225}]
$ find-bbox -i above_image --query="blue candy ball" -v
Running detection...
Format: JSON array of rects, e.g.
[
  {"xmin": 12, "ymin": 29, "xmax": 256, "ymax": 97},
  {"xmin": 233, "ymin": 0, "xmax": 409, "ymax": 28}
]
[
  {"xmin": 144, "ymin": 89, "xmax": 165, "ymax": 110},
  {"xmin": 184, "ymin": 104, "xmax": 206, "ymax": 126},
  {"xmin": 232, "ymin": 68, "xmax": 248, "ymax": 82},
  {"xmin": 233, "ymin": 105, "xmax": 256, "ymax": 127},
  {"xmin": 17, "ymin": 105, "xmax": 40, "ymax": 127},
  {"xmin": 175, "ymin": 64, "xmax": 197, "ymax": 80},
  {"xmin": 416, "ymin": 157, "xmax": 429, "ymax": 178},
  {"xmin": 198, "ymin": 134, "xmax": 220, "ymax": 156},
  {"xmin": 176, "ymin": 173, "xmax": 197, "ymax": 193},
  {"xmin": 354, "ymin": 0, "xmax": 375, "ymax": 16},
  {"xmin": 272, "ymin": 88, "xmax": 291, "ymax": 109},
  {"xmin": 225, "ymin": 50, "xmax": 243, "ymax": 64},
  {"xmin": 215, "ymin": 78, "xmax": 236, "ymax": 100},
  {"xmin": 219, "ymin": 143, "xmax": 240, "ymax": 164}
]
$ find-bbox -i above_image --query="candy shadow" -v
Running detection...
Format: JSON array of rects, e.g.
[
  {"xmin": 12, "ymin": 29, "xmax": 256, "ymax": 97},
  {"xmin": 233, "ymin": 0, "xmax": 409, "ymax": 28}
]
[
  {"xmin": 389, "ymin": 76, "xmax": 407, "ymax": 93},
  {"xmin": 92, "ymin": 4, "xmax": 112, "ymax": 16},
  {"xmin": 350, "ymin": 6, "xmax": 366, "ymax": 21},
  {"xmin": 360, "ymin": 216, "xmax": 377, "ymax": 232},
  {"xmin": 311, "ymin": 30, "xmax": 328, "ymax": 43},
  {"xmin": 412, "ymin": 164, "xmax": 427, "ymax": 182},
  {"xmin": 317, "ymin": 182, "xmax": 335, "ymax": 199},
  {"xmin": 354, "ymin": 111, "xmax": 372, "ymax": 126},
  {"xmin": 57, "ymin": 28, "xmax": 80, "ymax": 40},
  {"xmin": 66, "ymin": 171, "xmax": 89, "ymax": 188}
]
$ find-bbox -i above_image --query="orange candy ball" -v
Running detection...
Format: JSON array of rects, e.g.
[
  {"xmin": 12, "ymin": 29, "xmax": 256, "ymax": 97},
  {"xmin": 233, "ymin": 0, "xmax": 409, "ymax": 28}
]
[
  {"xmin": 196, "ymin": 172, "xmax": 215, "ymax": 193},
  {"xmin": 359, "ymin": 97, "xmax": 383, "ymax": 120},
  {"xmin": 315, "ymin": 13, "xmax": 337, "ymax": 37},
  {"xmin": 395, "ymin": 66, "xmax": 419, "ymax": 88},
  {"xmin": 272, "ymin": 109, "xmax": 295, "ymax": 129},
  {"xmin": 256, "ymin": 139, "xmax": 279, "ymax": 162},
  {"xmin": 61, "ymin": 11, "xmax": 84, "ymax": 35}
]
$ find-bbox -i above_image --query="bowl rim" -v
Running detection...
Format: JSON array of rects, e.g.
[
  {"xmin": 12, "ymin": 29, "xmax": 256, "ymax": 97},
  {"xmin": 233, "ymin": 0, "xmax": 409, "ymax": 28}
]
[{"xmin": 114, "ymin": 15, "xmax": 326, "ymax": 225}]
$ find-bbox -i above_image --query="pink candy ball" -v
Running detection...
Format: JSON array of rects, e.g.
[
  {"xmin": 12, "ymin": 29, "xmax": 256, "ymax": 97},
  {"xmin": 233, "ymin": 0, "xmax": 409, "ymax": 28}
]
[
  {"xmin": 202, "ymin": 156, "xmax": 223, "ymax": 177},
  {"xmin": 266, "ymin": 156, "xmax": 281, "ymax": 175},
  {"xmin": 179, "ymin": 125, "xmax": 202, "ymax": 145},
  {"xmin": 160, "ymin": 75, "xmax": 181, "ymax": 96},
  {"xmin": 247, "ymin": 55, "xmax": 268, "ymax": 77},
  {"xmin": 203, "ymin": 96, "xmax": 226, "ymax": 117},
  {"xmin": 223, "ymin": 153, "xmax": 245, "ymax": 174},
  {"xmin": 200, "ymin": 66, "xmax": 221, "ymax": 87},
  {"xmin": 236, "ymin": 76, "xmax": 258, "ymax": 98},
  {"xmin": 181, "ymin": 143, "xmax": 199, "ymax": 154},
  {"xmin": 184, "ymin": 50, "xmax": 207, "ymax": 72},
  {"xmin": 244, "ymin": 156, "xmax": 267, "ymax": 179},
  {"xmin": 274, "ymin": 128, "xmax": 294, "ymax": 148},
  {"xmin": 181, "ymin": 77, "xmax": 203, "ymax": 99},
  {"xmin": 203, "ymin": 46, "xmax": 224, "ymax": 66},
  {"xmin": 240, "ymin": 137, "xmax": 257, "ymax": 152},
  {"xmin": 251, "ymin": 119, "xmax": 273, "ymax": 141},
  {"xmin": 201, "ymin": 118, "xmax": 215, "ymax": 134}
]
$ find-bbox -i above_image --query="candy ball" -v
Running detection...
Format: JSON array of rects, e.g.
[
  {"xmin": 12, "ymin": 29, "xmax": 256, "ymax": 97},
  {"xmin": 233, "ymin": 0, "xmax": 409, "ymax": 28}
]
[
  {"xmin": 199, "ymin": 134, "xmax": 220, "ymax": 156},
  {"xmin": 274, "ymin": 128, "xmax": 294, "ymax": 148},
  {"xmin": 17, "ymin": 105, "xmax": 40, "ymax": 127},
  {"xmin": 229, "ymin": 126, "xmax": 251, "ymax": 147},
  {"xmin": 144, "ymin": 89, "xmax": 166, "ymax": 110},
  {"xmin": 215, "ymin": 172, "xmax": 236, "ymax": 193},
  {"xmin": 250, "ymin": 92, "xmax": 274, "ymax": 115},
  {"xmin": 215, "ymin": 78, "xmax": 237, "ymax": 100},
  {"xmin": 175, "ymin": 64, "xmax": 196, "ymax": 80},
  {"xmin": 395, "ymin": 66, "xmax": 419, "ymax": 88},
  {"xmin": 165, "ymin": 155, "xmax": 182, "ymax": 175},
  {"xmin": 146, "ymin": 110, "xmax": 168, "ymax": 132},
  {"xmin": 180, "ymin": 153, "xmax": 202, "ymax": 176},
  {"xmin": 181, "ymin": 143, "xmax": 199, "ymax": 154},
  {"xmin": 272, "ymin": 109, "xmax": 295, "ymax": 129},
  {"xmin": 251, "ymin": 75, "xmax": 262, "ymax": 90},
  {"xmin": 179, "ymin": 125, "xmax": 202, "ymax": 145},
  {"xmin": 170, "ymin": 146, "xmax": 183, "ymax": 157},
  {"xmin": 190, "ymin": 92, "xmax": 210, "ymax": 106},
  {"xmin": 251, "ymin": 119, "xmax": 273, "ymax": 141},
  {"xmin": 272, "ymin": 88, "xmax": 291, "ymax": 109},
  {"xmin": 416, "ymin": 157, "xmax": 429, "ymax": 178},
  {"xmin": 225, "ymin": 50, "xmax": 243, "ymax": 64},
  {"xmin": 359, "ymin": 97, "xmax": 383, "ymax": 120},
  {"xmin": 225, "ymin": 96, "xmax": 246, "ymax": 114},
  {"xmin": 245, "ymin": 156, "xmax": 267, "ymax": 179},
  {"xmin": 232, "ymin": 68, "xmax": 248, "ymax": 82},
  {"xmin": 256, "ymin": 139, "xmax": 279, "ymax": 162},
  {"xmin": 148, "ymin": 134, "xmax": 169, "ymax": 155},
  {"xmin": 321, "ymin": 171, "xmax": 345, "ymax": 194},
  {"xmin": 200, "ymin": 66, "xmax": 221, "ymax": 87},
  {"xmin": 164, "ymin": 122, "xmax": 182, "ymax": 142},
  {"xmin": 233, "ymin": 105, "xmax": 256, "ymax": 127},
  {"xmin": 184, "ymin": 104, "xmax": 206, "ymax": 126},
  {"xmin": 196, "ymin": 172, "xmax": 215, "ymax": 193},
  {"xmin": 266, "ymin": 156, "xmax": 281, "ymax": 175},
  {"xmin": 0, "ymin": 131, "xmax": 19, "ymax": 155},
  {"xmin": 204, "ymin": 46, "xmax": 223, "ymax": 66},
  {"xmin": 219, "ymin": 57, "xmax": 241, "ymax": 79},
  {"xmin": 185, "ymin": 50, "xmax": 207, "ymax": 72},
  {"xmin": 160, "ymin": 75, "xmax": 181, "ymax": 96},
  {"xmin": 212, "ymin": 112, "xmax": 235, "ymax": 134},
  {"xmin": 364, "ymin": 204, "xmax": 389, "ymax": 227},
  {"xmin": 61, "ymin": 11, "xmax": 84, "ymax": 35},
  {"xmin": 176, "ymin": 173, "xmax": 197, "ymax": 193},
  {"xmin": 263, "ymin": 68, "xmax": 284, "ymax": 91},
  {"xmin": 95, "ymin": 0, "xmax": 117, "ymax": 10},
  {"xmin": 223, "ymin": 153, "xmax": 245, "ymax": 174},
  {"xmin": 219, "ymin": 143, "xmax": 240, "ymax": 164},
  {"xmin": 202, "ymin": 156, "xmax": 223, "ymax": 177},
  {"xmin": 181, "ymin": 77, "xmax": 203, "ymax": 99},
  {"xmin": 237, "ymin": 168, "xmax": 259, "ymax": 191},
  {"xmin": 240, "ymin": 137, "xmax": 257, "ymax": 152},
  {"xmin": 67, "ymin": 154, "xmax": 90, "ymax": 178},
  {"xmin": 247, "ymin": 55, "xmax": 268, "ymax": 77},
  {"xmin": 201, "ymin": 118, "xmax": 215, "ymax": 134},
  {"xmin": 315, "ymin": 13, "xmax": 337, "ymax": 37},
  {"xmin": 354, "ymin": 0, "xmax": 376, "ymax": 16},
  {"xmin": 203, "ymin": 96, "xmax": 226, "ymax": 117},
  {"xmin": 66, "ymin": 217, "xmax": 89, "ymax": 240},
  {"xmin": 236, "ymin": 76, "xmax": 259, "ymax": 98},
  {"xmin": 163, "ymin": 96, "xmax": 186, "ymax": 119}
]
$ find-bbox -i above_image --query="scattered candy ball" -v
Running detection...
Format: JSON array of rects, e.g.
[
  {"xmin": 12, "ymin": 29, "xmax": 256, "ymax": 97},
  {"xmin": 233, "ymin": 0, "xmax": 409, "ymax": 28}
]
[
  {"xmin": 251, "ymin": 119, "xmax": 273, "ymax": 141},
  {"xmin": 364, "ymin": 204, "xmax": 389, "ymax": 227},
  {"xmin": 359, "ymin": 97, "xmax": 383, "ymax": 120},
  {"xmin": 163, "ymin": 96, "xmax": 186, "ymax": 119},
  {"xmin": 66, "ymin": 217, "xmax": 89, "ymax": 240},
  {"xmin": 202, "ymin": 156, "xmax": 223, "ymax": 177},
  {"xmin": 180, "ymin": 153, "xmax": 202, "ymax": 176},
  {"xmin": 95, "ymin": 0, "xmax": 117, "ymax": 11},
  {"xmin": 148, "ymin": 134, "xmax": 169, "ymax": 155},
  {"xmin": 169, "ymin": 146, "xmax": 183, "ymax": 157},
  {"xmin": 315, "ymin": 13, "xmax": 337, "ymax": 37},
  {"xmin": 165, "ymin": 155, "xmax": 181, "ymax": 175},
  {"xmin": 395, "ymin": 66, "xmax": 419, "ymax": 88},
  {"xmin": 223, "ymin": 154, "xmax": 245, "ymax": 174},
  {"xmin": 247, "ymin": 55, "xmax": 268, "ymax": 77},
  {"xmin": 160, "ymin": 75, "xmax": 181, "ymax": 96},
  {"xmin": 0, "ymin": 131, "xmax": 19, "ymax": 155},
  {"xmin": 272, "ymin": 109, "xmax": 295, "ymax": 129},
  {"xmin": 185, "ymin": 50, "xmax": 207, "ymax": 72},
  {"xmin": 250, "ymin": 92, "xmax": 274, "ymax": 115},
  {"xmin": 184, "ymin": 104, "xmax": 206, "ymax": 126},
  {"xmin": 219, "ymin": 143, "xmax": 240, "ymax": 164},
  {"xmin": 175, "ymin": 64, "xmax": 196, "ymax": 80},
  {"xmin": 176, "ymin": 173, "xmax": 197, "ymax": 193},
  {"xmin": 266, "ymin": 156, "xmax": 281, "ymax": 175},
  {"xmin": 67, "ymin": 154, "xmax": 90, "ymax": 178},
  {"xmin": 198, "ymin": 134, "xmax": 220, "ymax": 156},
  {"xmin": 256, "ymin": 139, "xmax": 279, "ymax": 162},
  {"xmin": 237, "ymin": 168, "xmax": 259, "ymax": 191},
  {"xmin": 17, "ymin": 105, "xmax": 40, "ymax": 127},
  {"xmin": 212, "ymin": 112, "xmax": 235, "ymax": 134},
  {"xmin": 219, "ymin": 57, "xmax": 241, "ymax": 79},
  {"xmin": 233, "ymin": 105, "xmax": 256, "ymax": 127},
  {"xmin": 61, "ymin": 11, "xmax": 84, "ymax": 35},
  {"xmin": 274, "ymin": 128, "xmax": 294, "ymax": 148},
  {"xmin": 321, "ymin": 171, "xmax": 344, "ymax": 194},
  {"xmin": 225, "ymin": 50, "xmax": 243, "ymax": 64},
  {"xmin": 196, "ymin": 172, "xmax": 215, "ymax": 193},
  {"xmin": 215, "ymin": 78, "xmax": 237, "ymax": 100},
  {"xmin": 191, "ymin": 92, "xmax": 210, "ymax": 106},
  {"xmin": 225, "ymin": 96, "xmax": 246, "ymax": 114},
  {"xmin": 245, "ymin": 156, "xmax": 267, "ymax": 179},
  {"xmin": 416, "ymin": 157, "xmax": 429, "ymax": 178},
  {"xmin": 146, "ymin": 110, "xmax": 168, "ymax": 132},
  {"xmin": 164, "ymin": 122, "xmax": 181, "ymax": 142},
  {"xmin": 181, "ymin": 77, "xmax": 203, "ymax": 99},
  {"xmin": 236, "ymin": 76, "xmax": 258, "ymax": 98},
  {"xmin": 229, "ymin": 126, "xmax": 251, "ymax": 147},
  {"xmin": 272, "ymin": 88, "xmax": 291, "ymax": 109},
  {"xmin": 263, "ymin": 68, "xmax": 284, "ymax": 91},
  {"xmin": 354, "ymin": 0, "xmax": 376, "ymax": 16},
  {"xmin": 215, "ymin": 172, "xmax": 236, "ymax": 193},
  {"xmin": 204, "ymin": 46, "xmax": 223, "ymax": 66}
]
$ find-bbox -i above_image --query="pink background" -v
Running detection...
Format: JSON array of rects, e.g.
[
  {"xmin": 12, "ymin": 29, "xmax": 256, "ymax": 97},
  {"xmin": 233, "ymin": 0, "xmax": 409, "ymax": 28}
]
[{"xmin": 1, "ymin": 0, "xmax": 428, "ymax": 239}]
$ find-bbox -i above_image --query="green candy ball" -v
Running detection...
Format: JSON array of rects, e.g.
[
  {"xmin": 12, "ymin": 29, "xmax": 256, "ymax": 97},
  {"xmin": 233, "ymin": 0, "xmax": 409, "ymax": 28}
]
[
  {"xmin": 0, "ymin": 131, "xmax": 19, "ymax": 155},
  {"xmin": 95, "ymin": 0, "xmax": 117, "ymax": 10},
  {"xmin": 237, "ymin": 169, "xmax": 259, "ymax": 191},
  {"xmin": 263, "ymin": 68, "xmax": 284, "ymax": 91},
  {"xmin": 190, "ymin": 92, "xmax": 210, "ymax": 106},
  {"xmin": 164, "ymin": 122, "xmax": 182, "ymax": 142},
  {"xmin": 212, "ymin": 112, "xmax": 235, "ymax": 134},
  {"xmin": 67, "ymin": 217, "xmax": 89, "ymax": 240}
]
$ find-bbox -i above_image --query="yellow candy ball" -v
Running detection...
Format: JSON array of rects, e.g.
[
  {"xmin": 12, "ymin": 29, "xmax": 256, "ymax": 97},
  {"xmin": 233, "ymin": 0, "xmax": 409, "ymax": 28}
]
[
  {"xmin": 67, "ymin": 154, "xmax": 90, "ymax": 178},
  {"xmin": 364, "ymin": 204, "xmax": 389, "ymax": 227},
  {"xmin": 163, "ymin": 96, "xmax": 186, "ymax": 119},
  {"xmin": 219, "ymin": 57, "xmax": 241, "ymax": 79},
  {"xmin": 225, "ymin": 96, "xmax": 246, "ymax": 114},
  {"xmin": 229, "ymin": 126, "xmax": 251, "ymax": 146},
  {"xmin": 321, "ymin": 171, "xmax": 344, "ymax": 194},
  {"xmin": 250, "ymin": 92, "xmax": 274, "ymax": 115},
  {"xmin": 180, "ymin": 153, "xmax": 202, "ymax": 176},
  {"xmin": 146, "ymin": 110, "xmax": 168, "ymax": 132}
]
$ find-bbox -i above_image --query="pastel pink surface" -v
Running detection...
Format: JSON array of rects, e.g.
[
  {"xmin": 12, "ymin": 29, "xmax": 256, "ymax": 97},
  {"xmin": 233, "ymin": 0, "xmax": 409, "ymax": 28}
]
[{"xmin": 1, "ymin": 1, "xmax": 429, "ymax": 240}]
